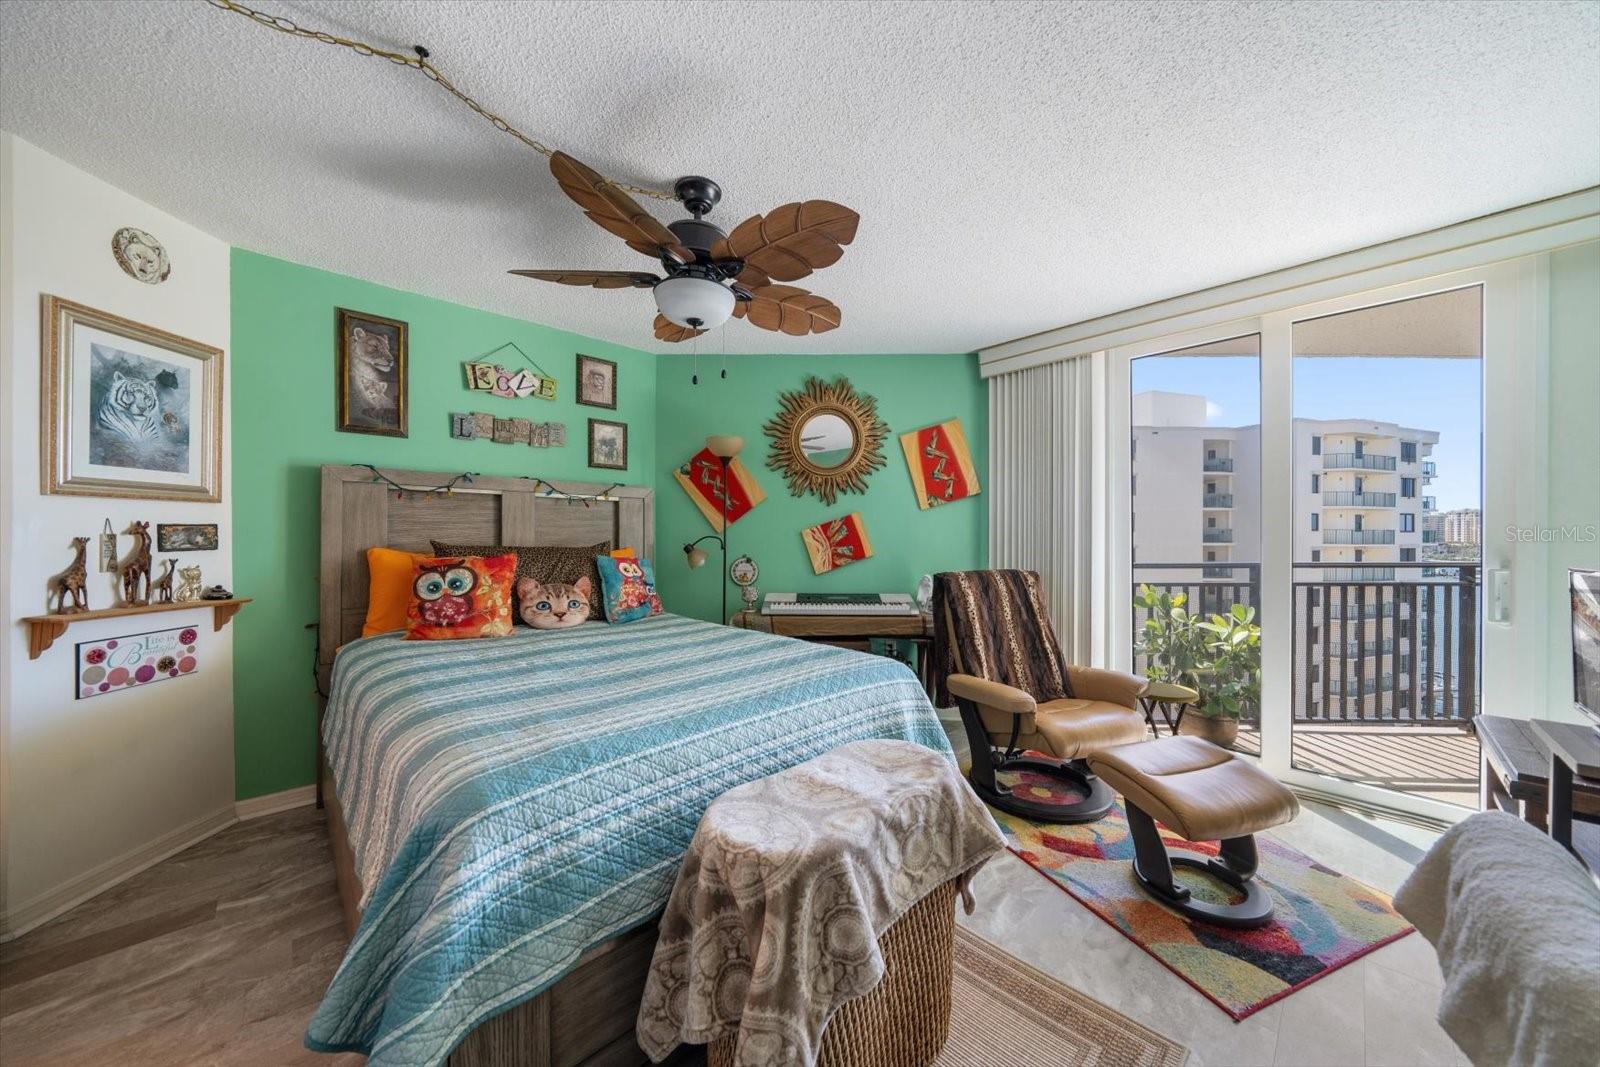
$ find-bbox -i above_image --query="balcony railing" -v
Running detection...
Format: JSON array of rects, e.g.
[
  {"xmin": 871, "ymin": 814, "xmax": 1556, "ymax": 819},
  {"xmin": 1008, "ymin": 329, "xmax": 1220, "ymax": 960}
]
[
  {"xmin": 1323, "ymin": 491, "xmax": 1397, "ymax": 508},
  {"xmin": 1322, "ymin": 529, "xmax": 1396, "ymax": 544},
  {"xmin": 1325, "ymin": 566, "xmax": 1396, "ymax": 581},
  {"xmin": 1202, "ymin": 493, "xmax": 1234, "ymax": 508},
  {"xmin": 1422, "ymin": 462, "xmax": 1437, "ymax": 478},
  {"xmin": 1203, "ymin": 457, "xmax": 1234, "ymax": 472},
  {"xmin": 1331, "ymin": 639, "xmax": 1395, "ymax": 657},
  {"xmin": 1422, "ymin": 496, "xmax": 1437, "ymax": 511},
  {"xmin": 1133, "ymin": 562, "xmax": 1479, "ymax": 725},
  {"xmin": 1422, "ymin": 530, "xmax": 1442, "ymax": 543},
  {"xmin": 1202, "ymin": 529, "xmax": 1234, "ymax": 543},
  {"xmin": 1323, "ymin": 453, "xmax": 1397, "ymax": 471}
]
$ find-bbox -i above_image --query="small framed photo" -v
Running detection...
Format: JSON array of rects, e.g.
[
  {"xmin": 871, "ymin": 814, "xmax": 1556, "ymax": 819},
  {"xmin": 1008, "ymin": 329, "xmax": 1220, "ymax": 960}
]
[
  {"xmin": 336, "ymin": 308, "xmax": 407, "ymax": 437},
  {"xmin": 587, "ymin": 418, "xmax": 628, "ymax": 470},
  {"xmin": 156, "ymin": 523, "xmax": 219, "ymax": 551},
  {"xmin": 575, "ymin": 354, "xmax": 617, "ymax": 410},
  {"xmin": 42, "ymin": 295, "xmax": 223, "ymax": 502}
]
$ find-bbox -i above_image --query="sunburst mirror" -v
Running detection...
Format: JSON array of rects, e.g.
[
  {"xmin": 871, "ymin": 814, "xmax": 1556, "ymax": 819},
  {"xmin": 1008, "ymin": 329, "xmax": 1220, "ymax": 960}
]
[{"xmin": 764, "ymin": 376, "xmax": 889, "ymax": 505}]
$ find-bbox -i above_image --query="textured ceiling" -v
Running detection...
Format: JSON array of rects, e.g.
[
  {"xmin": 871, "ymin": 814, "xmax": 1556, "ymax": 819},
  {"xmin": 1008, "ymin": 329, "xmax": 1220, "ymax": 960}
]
[{"xmin": 2, "ymin": 0, "xmax": 1596, "ymax": 355}]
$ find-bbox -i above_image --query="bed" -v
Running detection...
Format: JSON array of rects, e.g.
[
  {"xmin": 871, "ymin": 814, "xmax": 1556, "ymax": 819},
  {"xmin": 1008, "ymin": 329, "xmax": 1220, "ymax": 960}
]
[{"xmin": 310, "ymin": 465, "xmax": 951, "ymax": 1067}]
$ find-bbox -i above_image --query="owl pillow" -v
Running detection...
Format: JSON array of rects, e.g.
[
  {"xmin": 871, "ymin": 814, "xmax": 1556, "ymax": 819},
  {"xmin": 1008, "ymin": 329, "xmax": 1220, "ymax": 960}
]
[
  {"xmin": 595, "ymin": 554, "xmax": 663, "ymax": 624},
  {"xmin": 404, "ymin": 553, "xmax": 517, "ymax": 640}
]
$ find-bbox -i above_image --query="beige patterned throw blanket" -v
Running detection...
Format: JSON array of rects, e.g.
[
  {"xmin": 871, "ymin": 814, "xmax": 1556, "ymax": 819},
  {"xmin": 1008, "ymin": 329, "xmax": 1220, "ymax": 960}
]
[{"xmin": 637, "ymin": 740, "xmax": 1006, "ymax": 1066}]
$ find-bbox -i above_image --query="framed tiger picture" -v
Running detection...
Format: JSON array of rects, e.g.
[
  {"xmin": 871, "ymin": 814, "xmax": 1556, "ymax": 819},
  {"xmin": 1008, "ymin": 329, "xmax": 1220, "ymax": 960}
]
[{"xmin": 41, "ymin": 295, "xmax": 223, "ymax": 502}]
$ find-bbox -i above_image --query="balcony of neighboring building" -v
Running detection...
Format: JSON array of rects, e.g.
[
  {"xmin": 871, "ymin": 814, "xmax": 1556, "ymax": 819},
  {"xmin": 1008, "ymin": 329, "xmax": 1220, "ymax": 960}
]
[
  {"xmin": 1201, "ymin": 527, "xmax": 1233, "ymax": 543},
  {"xmin": 1322, "ymin": 452, "xmax": 1397, "ymax": 471},
  {"xmin": 1322, "ymin": 490, "xmax": 1397, "ymax": 508},
  {"xmin": 1202, "ymin": 492, "xmax": 1234, "ymax": 508},
  {"xmin": 1321, "ymin": 529, "xmax": 1396, "ymax": 545}
]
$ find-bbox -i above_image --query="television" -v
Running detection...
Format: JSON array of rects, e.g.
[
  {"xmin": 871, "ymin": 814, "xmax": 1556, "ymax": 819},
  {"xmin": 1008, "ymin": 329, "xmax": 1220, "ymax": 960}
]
[{"xmin": 1572, "ymin": 569, "xmax": 1600, "ymax": 726}]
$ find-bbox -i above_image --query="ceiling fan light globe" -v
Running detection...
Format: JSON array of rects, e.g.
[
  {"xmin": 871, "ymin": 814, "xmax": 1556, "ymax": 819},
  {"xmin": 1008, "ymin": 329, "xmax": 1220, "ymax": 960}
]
[{"xmin": 654, "ymin": 276, "xmax": 734, "ymax": 330}]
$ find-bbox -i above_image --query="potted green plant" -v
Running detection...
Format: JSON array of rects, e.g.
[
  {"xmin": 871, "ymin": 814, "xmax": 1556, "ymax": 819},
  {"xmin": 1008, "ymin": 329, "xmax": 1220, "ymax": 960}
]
[{"xmin": 1133, "ymin": 587, "xmax": 1261, "ymax": 748}]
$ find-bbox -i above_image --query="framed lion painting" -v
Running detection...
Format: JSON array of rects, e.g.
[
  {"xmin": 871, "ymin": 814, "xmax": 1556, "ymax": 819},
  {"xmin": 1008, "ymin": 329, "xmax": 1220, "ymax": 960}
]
[
  {"xmin": 335, "ymin": 307, "xmax": 408, "ymax": 437},
  {"xmin": 41, "ymin": 295, "xmax": 223, "ymax": 502}
]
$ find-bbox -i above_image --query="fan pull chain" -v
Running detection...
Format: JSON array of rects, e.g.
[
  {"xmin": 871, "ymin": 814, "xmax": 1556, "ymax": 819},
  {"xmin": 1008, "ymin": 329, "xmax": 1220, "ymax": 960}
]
[
  {"xmin": 204, "ymin": 0, "xmax": 675, "ymax": 201},
  {"xmin": 691, "ymin": 335, "xmax": 701, "ymax": 386},
  {"xmin": 720, "ymin": 324, "xmax": 728, "ymax": 380}
]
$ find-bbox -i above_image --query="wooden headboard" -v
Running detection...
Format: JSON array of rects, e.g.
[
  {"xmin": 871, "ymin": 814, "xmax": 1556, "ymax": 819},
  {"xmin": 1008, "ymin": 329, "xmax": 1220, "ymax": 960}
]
[{"xmin": 316, "ymin": 464, "xmax": 653, "ymax": 689}]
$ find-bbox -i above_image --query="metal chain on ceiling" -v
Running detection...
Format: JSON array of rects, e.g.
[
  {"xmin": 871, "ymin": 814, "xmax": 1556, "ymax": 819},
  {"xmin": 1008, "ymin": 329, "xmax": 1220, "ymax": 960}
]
[{"xmin": 204, "ymin": 0, "xmax": 678, "ymax": 201}]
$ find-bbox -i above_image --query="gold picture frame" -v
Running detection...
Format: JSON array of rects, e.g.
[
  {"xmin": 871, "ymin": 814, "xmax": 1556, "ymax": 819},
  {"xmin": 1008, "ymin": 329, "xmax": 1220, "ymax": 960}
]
[
  {"xmin": 763, "ymin": 376, "xmax": 889, "ymax": 506},
  {"xmin": 335, "ymin": 307, "xmax": 408, "ymax": 437},
  {"xmin": 41, "ymin": 295, "xmax": 223, "ymax": 502}
]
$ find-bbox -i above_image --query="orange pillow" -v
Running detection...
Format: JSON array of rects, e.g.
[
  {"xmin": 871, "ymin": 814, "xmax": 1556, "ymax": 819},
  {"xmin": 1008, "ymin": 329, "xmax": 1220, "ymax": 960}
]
[
  {"xmin": 404, "ymin": 553, "xmax": 517, "ymax": 641},
  {"xmin": 364, "ymin": 548, "xmax": 427, "ymax": 637}
]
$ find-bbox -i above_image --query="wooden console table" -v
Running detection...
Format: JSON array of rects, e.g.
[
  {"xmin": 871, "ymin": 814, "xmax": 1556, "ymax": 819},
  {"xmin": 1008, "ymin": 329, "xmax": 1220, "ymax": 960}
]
[
  {"xmin": 1475, "ymin": 714, "xmax": 1600, "ymax": 830},
  {"xmin": 732, "ymin": 609, "xmax": 935, "ymax": 696}
]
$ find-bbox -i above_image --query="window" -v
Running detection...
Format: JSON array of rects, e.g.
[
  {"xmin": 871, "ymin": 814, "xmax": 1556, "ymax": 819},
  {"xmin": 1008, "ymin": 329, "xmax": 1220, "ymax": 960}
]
[
  {"xmin": 1310, "ymin": 513, "xmax": 1319, "ymax": 531},
  {"xmin": 1354, "ymin": 514, "xmax": 1364, "ymax": 531},
  {"xmin": 1207, "ymin": 449, "xmax": 1216, "ymax": 460},
  {"xmin": 1402, "ymin": 477, "xmax": 1416, "ymax": 497},
  {"xmin": 1206, "ymin": 550, "xmax": 1216, "ymax": 562},
  {"xmin": 1131, "ymin": 474, "xmax": 1136, "ymax": 495},
  {"xmin": 1310, "ymin": 435, "xmax": 1321, "ymax": 455},
  {"xmin": 1311, "ymin": 473, "xmax": 1320, "ymax": 493},
  {"xmin": 1401, "ymin": 513, "xmax": 1416, "ymax": 532},
  {"xmin": 1401, "ymin": 548, "xmax": 1417, "ymax": 562},
  {"xmin": 1207, "ymin": 516, "xmax": 1216, "ymax": 528},
  {"xmin": 1311, "ymin": 549, "xmax": 1321, "ymax": 562},
  {"xmin": 1401, "ymin": 441, "xmax": 1417, "ymax": 463}
]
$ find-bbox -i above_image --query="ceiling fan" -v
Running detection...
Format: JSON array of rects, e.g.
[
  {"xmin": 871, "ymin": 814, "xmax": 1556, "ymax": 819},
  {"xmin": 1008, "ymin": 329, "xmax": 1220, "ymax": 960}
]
[{"xmin": 511, "ymin": 153, "xmax": 859, "ymax": 343}]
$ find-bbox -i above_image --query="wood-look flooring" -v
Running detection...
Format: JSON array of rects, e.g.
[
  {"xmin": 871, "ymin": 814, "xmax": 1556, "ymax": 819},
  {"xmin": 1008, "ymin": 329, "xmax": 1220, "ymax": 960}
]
[{"xmin": 0, "ymin": 808, "xmax": 361, "ymax": 1066}]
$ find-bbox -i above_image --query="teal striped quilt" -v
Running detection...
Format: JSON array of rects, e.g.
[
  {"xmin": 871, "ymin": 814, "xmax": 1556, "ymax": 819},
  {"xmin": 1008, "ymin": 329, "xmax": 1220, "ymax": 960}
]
[{"xmin": 306, "ymin": 614, "xmax": 951, "ymax": 1066}]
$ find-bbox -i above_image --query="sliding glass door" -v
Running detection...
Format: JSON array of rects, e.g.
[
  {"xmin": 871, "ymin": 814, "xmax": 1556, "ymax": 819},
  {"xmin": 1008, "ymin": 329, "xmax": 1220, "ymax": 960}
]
[{"xmin": 1111, "ymin": 263, "xmax": 1516, "ymax": 821}]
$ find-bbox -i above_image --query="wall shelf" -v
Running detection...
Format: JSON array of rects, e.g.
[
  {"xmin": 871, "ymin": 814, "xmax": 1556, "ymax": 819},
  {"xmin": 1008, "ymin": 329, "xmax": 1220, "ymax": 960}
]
[{"xmin": 20, "ymin": 598, "xmax": 251, "ymax": 660}]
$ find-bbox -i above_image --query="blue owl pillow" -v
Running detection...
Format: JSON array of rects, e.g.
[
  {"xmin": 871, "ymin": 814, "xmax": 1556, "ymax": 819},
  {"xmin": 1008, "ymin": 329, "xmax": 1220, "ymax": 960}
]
[{"xmin": 595, "ymin": 554, "xmax": 664, "ymax": 624}]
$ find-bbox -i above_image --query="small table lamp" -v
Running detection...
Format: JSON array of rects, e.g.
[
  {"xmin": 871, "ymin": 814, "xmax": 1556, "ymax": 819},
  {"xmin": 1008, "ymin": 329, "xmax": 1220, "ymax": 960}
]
[{"xmin": 683, "ymin": 434, "xmax": 744, "ymax": 624}]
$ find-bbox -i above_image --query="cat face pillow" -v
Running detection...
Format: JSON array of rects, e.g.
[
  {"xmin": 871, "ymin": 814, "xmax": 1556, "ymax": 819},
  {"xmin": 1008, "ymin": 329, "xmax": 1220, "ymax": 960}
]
[{"xmin": 517, "ymin": 576, "xmax": 592, "ymax": 629}]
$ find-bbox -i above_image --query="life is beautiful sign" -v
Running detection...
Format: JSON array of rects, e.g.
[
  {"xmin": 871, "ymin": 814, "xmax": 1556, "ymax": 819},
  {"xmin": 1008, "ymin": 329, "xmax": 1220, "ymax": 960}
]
[{"xmin": 76, "ymin": 625, "xmax": 200, "ymax": 699}]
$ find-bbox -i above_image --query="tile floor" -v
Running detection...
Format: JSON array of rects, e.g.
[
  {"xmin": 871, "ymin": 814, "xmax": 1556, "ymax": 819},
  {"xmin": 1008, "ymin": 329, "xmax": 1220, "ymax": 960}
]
[{"xmin": 948, "ymin": 724, "xmax": 1469, "ymax": 1066}]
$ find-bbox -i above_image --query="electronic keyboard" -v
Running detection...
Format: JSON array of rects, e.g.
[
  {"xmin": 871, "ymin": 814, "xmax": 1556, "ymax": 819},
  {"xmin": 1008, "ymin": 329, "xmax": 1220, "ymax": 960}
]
[{"xmin": 761, "ymin": 592, "xmax": 919, "ymax": 616}]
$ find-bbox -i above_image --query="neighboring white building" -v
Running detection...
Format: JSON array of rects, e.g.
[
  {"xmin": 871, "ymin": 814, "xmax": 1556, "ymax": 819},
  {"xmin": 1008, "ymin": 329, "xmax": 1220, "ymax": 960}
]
[
  {"xmin": 1132, "ymin": 392, "xmax": 1443, "ymax": 719},
  {"xmin": 1131, "ymin": 392, "xmax": 1439, "ymax": 582},
  {"xmin": 1441, "ymin": 508, "xmax": 1482, "ymax": 545}
]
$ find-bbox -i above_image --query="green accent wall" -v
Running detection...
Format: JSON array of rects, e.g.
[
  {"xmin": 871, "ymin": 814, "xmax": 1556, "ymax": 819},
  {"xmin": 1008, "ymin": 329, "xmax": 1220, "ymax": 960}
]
[
  {"xmin": 653, "ymin": 353, "xmax": 987, "ymax": 624},
  {"xmin": 229, "ymin": 250, "xmax": 656, "ymax": 800}
]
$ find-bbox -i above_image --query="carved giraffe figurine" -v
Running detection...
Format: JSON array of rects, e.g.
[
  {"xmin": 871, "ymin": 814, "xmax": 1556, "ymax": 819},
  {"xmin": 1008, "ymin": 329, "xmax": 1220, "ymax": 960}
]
[
  {"xmin": 49, "ymin": 536, "xmax": 92, "ymax": 615},
  {"xmin": 121, "ymin": 521, "xmax": 152, "ymax": 606},
  {"xmin": 151, "ymin": 558, "xmax": 177, "ymax": 605}
]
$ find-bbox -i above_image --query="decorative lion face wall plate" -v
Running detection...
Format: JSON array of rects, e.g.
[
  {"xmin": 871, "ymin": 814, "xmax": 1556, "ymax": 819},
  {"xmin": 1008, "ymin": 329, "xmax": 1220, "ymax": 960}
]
[
  {"xmin": 112, "ymin": 227, "xmax": 171, "ymax": 284},
  {"xmin": 764, "ymin": 376, "xmax": 888, "ymax": 506}
]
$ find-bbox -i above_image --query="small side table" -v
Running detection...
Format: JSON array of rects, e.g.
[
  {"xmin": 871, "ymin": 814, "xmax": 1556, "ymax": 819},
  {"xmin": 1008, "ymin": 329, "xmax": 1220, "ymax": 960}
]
[
  {"xmin": 1530, "ymin": 719, "xmax": 1600, "ymax": 861},
  {"xmin": 1139, "ymin": 681, "xmax": 1201, "ymax": 737}
]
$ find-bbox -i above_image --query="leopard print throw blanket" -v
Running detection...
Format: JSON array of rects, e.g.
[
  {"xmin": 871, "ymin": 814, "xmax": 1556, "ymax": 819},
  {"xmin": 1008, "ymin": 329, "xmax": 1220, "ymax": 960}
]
[
  {"xmin": 636, "ymin": 740, "xmax": 1005, "ymax": 1066},
  {"xmin": 930, "ymin": 569, "xmax": 1075, "ymax": 707}
]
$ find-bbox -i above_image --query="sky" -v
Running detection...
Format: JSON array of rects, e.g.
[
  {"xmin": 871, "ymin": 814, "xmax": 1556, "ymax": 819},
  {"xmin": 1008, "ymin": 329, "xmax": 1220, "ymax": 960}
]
[{"xmin": 1131, "ymin": 354, "xmax": 1482, "ymax": 512}]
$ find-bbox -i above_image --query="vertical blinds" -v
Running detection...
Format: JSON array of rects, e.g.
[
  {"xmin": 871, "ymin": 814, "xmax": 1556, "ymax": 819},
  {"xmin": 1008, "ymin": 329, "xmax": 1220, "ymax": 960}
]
[{"xmin": 988, "ymin": 355, "xmax": 1098, "ymax": 664}]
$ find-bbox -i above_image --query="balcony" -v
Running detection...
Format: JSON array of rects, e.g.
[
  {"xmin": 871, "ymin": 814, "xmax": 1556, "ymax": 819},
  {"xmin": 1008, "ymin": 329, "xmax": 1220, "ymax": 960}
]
[
  {"xmin": 1422, "ymin": 461, "xmax": 1437, "ymax": 480},
  {"xmin": 1326, "ymin": 566, "xmax": 1397, "ymax": 581},
  {"xmin": 1422, "ymin": 530, "xmax": 1442, "ymax": 543},
  {"xmin": 1322, "ymin": 529, "xmax": 1396, "ymax": 544},
  {"xmin": 1202, "ymin": 529, "xmax": 1233, "ymax": 543},
  {"xmin": 1323, "ymin": 453, "xmax": 1397, "ymax": 471},
  {"xmin": 1422, "ymin": 496, "xmax": 1437, "ymax": 511},
  {"xmin": 1323, "ymin": 491, "xmax": 1396, "ymax": 508},
  {"xmin": 1331, "ymin": 639, "xmax": 1395, "ymax": 657},
  {"xmin": 1202, "ymin": 493, "xmax": 1234, "ymax": 508},
  {"xmin": 1327, "ymin": 674, "xmax": 1409, "ymax": 696},
  {"xmin": 1202, "ymin": 457, "xmax": 1234, "ymax": 472}
]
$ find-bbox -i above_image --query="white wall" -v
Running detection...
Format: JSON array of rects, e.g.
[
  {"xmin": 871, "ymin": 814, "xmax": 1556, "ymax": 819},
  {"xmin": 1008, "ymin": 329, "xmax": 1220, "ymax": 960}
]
[
  {"xmin": 0, "ymin": 134, "xmax": 234, "ymax": 937},
  {"xmin": 1545, "ymin": 241, "xmax": 1600, "ymax": 722}
]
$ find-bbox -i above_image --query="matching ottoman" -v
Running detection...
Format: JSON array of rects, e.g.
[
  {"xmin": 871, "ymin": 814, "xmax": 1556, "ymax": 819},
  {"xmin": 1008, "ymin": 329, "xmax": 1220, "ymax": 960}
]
[{"xmin": 1087, "ymin": 737, "xmax": 1299, "ymax": 929}]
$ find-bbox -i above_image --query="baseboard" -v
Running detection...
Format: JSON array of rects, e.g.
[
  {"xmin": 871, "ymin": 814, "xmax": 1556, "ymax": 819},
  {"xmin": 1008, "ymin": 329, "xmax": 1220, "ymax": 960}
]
[
  {"xmin": 235, "ymin": 784, "xmax": 317, "ymax": 821},
  {"xmin": 0, "ymin": 805, "xmax": 237, "ymax": 943}
]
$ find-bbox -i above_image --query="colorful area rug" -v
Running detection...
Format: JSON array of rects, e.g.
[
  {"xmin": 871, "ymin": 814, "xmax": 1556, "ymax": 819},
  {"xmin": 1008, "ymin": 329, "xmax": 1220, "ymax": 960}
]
[{"xmin": 992, "ymin": 766, "xmax": 1414, "ymax": 1020}]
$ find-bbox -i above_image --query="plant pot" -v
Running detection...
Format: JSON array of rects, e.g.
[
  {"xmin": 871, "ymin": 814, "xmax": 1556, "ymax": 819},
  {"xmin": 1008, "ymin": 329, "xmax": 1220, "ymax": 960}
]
[{"xmin": 1178, "ymin": 714, "xmax": 1239, "ymax": 749}]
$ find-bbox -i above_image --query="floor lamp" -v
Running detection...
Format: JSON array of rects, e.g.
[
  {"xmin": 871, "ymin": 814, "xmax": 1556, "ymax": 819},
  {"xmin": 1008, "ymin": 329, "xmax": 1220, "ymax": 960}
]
[{"xmin": 683, "ymin": 434, "xmax": 743, "ymax": 624}]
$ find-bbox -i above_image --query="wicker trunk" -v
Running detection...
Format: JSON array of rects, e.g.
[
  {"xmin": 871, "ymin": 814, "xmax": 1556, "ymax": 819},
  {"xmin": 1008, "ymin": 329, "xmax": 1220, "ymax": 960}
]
[{"xmin": 707, "ymin": 878, "xmax": 959, "ymax": 1067}]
